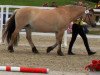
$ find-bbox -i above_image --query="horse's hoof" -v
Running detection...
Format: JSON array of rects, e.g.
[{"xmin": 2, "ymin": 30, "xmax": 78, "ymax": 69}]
[
  {"xmin": 9, "ymin": 50, "xmax": 14, "ymax": 53},
  {"xmin": 57, "ymin": 51, "xmax": 64, "ymax": 56},
  {"xmin": 32, "ymin": 47, "xmax": 39, "ymax": 54},
  {"xmin": 47, "ymin": 47, "xmax": 53, "ymax": 53},
  {"xmin": 8, "ymin": 46, "xmax": 14, "ymax": 53}
]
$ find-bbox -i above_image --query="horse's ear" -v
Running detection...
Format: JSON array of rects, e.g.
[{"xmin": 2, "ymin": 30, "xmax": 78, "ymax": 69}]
[
  {"xmin": 85, "ymin": 10, "xmax": 89, "ymax": 14},
  {"xmin": 85, "ymin": 6, "xmax": 94, "ymax": 13},
  {"xmin": 89, "ymin": 8, "xmax": 94, "ymax": 13}
]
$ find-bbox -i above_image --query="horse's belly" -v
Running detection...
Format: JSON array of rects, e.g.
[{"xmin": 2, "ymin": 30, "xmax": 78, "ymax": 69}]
[{"xmin": 31, "ymin": 25, "xmax": 56, "ymax": 32}]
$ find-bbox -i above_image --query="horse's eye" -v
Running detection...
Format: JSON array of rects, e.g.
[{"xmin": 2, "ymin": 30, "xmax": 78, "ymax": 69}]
[{"xmin": 89, "ymin": 14, "xmax": 92, "ymax": 16}]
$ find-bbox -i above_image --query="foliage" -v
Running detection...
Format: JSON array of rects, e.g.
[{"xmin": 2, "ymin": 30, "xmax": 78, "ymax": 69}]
[
  {"xmin": 86, "ymin": 0, "xmax": 99, "ymax": 3},
  {"xmin": 0, "ymin": 0, "xmax": 95, "ymax": 7}
]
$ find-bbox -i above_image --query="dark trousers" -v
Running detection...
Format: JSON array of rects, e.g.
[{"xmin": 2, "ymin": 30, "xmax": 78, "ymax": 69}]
[{"xmin": 68, "ymin": 24, "xmax": 91, "ymax": 53}]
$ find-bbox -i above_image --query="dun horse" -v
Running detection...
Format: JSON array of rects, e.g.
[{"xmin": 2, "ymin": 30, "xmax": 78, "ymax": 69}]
[{"xmin": 3, "ymin": 5, "xmax": 96, "ymax": 56}]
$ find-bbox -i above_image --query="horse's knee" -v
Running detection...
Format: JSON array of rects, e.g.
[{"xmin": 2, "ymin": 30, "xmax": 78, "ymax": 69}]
[{"xmin": 11, "ymin": 31, "xmax": 19, "ymax": 40}]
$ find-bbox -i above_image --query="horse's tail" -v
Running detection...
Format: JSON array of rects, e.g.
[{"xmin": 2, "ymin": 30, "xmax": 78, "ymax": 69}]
[{"xmin": 2, "ymin": 11, "xmax": 19, "ymax": 46}]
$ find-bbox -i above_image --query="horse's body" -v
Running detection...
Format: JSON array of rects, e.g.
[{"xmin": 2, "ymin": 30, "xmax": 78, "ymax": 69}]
[
  {"xmin": 16, "ymin": 7, "xmax": 64, "ymax": 32},
  {"xmin": 3, "ymin": 5, "xmax": 96, "ymax": 56},
  {"xmin": 15, "ymin": 6, "xmax": 84, "ymax": 32}
]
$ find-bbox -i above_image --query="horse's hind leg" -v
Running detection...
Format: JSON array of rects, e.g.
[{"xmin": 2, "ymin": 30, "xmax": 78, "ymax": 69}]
[
  {"xmin": 8, "ymin": 28, "xmax": 20, "ymax": 52},
  {"xmin": 26, "ymin": 27, "xmax": 39, "ymax": 54}
]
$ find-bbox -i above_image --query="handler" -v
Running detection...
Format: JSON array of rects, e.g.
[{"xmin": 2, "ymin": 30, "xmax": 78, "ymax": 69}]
[
  {"xmin": 68, "ymin": 0, "xmax": 96, "ymax": 55},
  {"xmin": 67, "ymin": 17, "xmax": 96, "ymax": 55}
]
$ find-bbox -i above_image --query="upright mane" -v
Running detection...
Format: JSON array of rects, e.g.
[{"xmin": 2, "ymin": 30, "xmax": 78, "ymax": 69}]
[
  {"xmin": 64, "ymin": 5, "xmax": 85, "ymax": 13},
  {"xmin": 64, "ymin": 5, "xmax": 86, "ymax": 21}
]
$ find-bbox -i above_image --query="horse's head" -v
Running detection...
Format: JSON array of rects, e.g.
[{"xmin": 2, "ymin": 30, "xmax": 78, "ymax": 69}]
[
  {"xmin": 60, "ymin": 5, "xmax": 96, "ymax": 27},
  {"xmin": 83, "ymin": 9, "xmax": 96, "ymax": 27}
]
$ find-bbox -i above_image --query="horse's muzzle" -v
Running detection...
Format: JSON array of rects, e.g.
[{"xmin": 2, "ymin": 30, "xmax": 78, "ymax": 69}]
[{"xmin": 91, "ymin": 23, "xmax": 96, "ymax": 27}]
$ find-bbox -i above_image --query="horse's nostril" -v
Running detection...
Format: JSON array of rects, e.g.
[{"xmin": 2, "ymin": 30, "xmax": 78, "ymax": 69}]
[{"xmin": 91, "ymin": 23, "xmax": 96, "ymax": 27}]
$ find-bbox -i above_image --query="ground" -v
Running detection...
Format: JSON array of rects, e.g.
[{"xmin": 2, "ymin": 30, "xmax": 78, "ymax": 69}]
[{"xmin": 0, "ymin": 35, "xmax": 100, "ymax": 74}]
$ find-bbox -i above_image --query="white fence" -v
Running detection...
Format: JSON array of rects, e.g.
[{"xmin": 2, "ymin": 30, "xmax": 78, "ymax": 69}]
[
  {"xmin": 0, "ymin": 5, "xmax": 68, "ymax": 47},
  {"xmin": 93, "ymin": 9, "xmax": 100, "ymax": 25}
]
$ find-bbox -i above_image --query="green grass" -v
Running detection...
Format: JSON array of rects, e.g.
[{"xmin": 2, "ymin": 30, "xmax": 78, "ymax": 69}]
[
  {"xmin": 0, "ymin": 0, "xmax": 95, "ymax": 7},
  {"xmin": 0, "ymin": 0, "xmax": 74, "ymax": 6}
]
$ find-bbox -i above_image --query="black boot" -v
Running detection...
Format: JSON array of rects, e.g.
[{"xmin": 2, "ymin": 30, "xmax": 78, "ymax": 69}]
[
  {"xmin": 68, "ymin": 52, "xmax": 75, "ymax": 55},
  {"xmin": 88, "ymin": 51, "xmax": 96, "ymax": 56}
]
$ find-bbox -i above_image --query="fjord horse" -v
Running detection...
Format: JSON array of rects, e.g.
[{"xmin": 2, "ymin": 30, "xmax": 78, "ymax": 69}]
[{"xmin": 3, "ymin": 5, "xmax": 96, "ymax": 56}]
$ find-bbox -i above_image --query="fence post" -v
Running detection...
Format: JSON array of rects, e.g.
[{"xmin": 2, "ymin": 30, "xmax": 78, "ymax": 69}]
[
  {"xmin": 6, "ymin": 6, "xmax": 9, "ymax": 22},
  {"xmin": 0, "ymin": 6, "xmax": 4, "ymax": 43}
]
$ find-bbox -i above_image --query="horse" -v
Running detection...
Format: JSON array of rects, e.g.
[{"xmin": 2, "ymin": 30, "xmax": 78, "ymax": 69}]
[{"xmin": 3, "ymin": 5, "xmax": 96, "ymax": 56}]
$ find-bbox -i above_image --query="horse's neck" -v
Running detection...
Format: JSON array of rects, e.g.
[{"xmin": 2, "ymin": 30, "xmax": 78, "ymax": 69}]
[
  {"xmin": 69, "ymin": 6, "xmax": 85, "ymax": 22},
  {"xmin": 56, "ymin": 7, "xmax": 68, "ymax": 15},
  {"xmin": 56, "ymin": 6, "xmax": 85, "ymax": 23},
  {"xmin": 56, "ymin": 6, "xmax": 72, "ymax": 22},
  {"xmin": 61, "ymin": 6, "xmax": 85, "ymax": 22}
]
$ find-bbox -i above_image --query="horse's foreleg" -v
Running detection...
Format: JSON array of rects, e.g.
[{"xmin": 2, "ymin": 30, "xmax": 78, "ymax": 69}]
[
  {"xmin": 26, "ymin": 27, "xmax": 39, "ymax": 54},
  {"xmin": 47, "ymin": 43, "xmax": 58, "ymax": 53},
  {"xmin": 56, "ymin": 30, "xmax": 64, "ymax": 56},
  {"xmin": 47, "ymin": 32, "xmax": 58, "ymax": 53}
]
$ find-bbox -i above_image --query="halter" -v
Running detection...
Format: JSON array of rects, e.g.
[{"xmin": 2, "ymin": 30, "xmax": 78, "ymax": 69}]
[{"xmin": 84, "ymin": 10, "xmax": 93, "ymax": 25}]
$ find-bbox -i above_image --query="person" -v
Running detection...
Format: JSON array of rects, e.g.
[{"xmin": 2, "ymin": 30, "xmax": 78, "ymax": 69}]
[
  {"xmin": 50, "ymin": 1, "xmax": 58, "ymax": 7},
  {"xmin": 67, "ymin": 22, "xmax": 73, "ymax": 34},
  {"xmin": 67, "ymin": 1, "xmax": 96, "ymax": 55},
  {"xmin": 95, "ymin": 1, "xmax": 100, "ymax": 9},
  {"xmin": 77, "ymin": 0, "xmax": 84, "ymax": 6},
  {"xmin": 42, "ymin": 2, "xmax": 49, "ymax": 7}
]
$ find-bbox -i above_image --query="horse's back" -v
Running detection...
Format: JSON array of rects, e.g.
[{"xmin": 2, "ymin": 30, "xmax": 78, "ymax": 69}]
[
  {"xmin": 15, "ymin": 7, "xmax": 64, "ymax": 32},
  {"xmin": 16, "ymin": 7, "xmax": 55, "ymax": 15},
  {"xmin": 15, "ymin": 7, "xmax": 43, "ymax": 26},
  {"xmin": 16, "ymin": 7, "xmax": 41, "ymax": 18}
]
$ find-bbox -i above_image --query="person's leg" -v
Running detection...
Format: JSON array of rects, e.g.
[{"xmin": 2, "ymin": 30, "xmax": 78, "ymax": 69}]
[
  {"xmin": 79, "ymin": 26, "xmax": 96, "ymax": 55},
  {"xmin": 68, "ymin": 24, "xmax": 78, "ymax": 55}
]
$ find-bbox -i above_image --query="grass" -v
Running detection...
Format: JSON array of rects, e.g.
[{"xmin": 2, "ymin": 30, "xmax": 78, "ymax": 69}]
[
  {"xmin": 0, "ymin": 0, "xmax": 95, "ymax": 7},
  {"xmin": 0, "ymin": 0, "xmax": 76, "ymax": 6}
]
